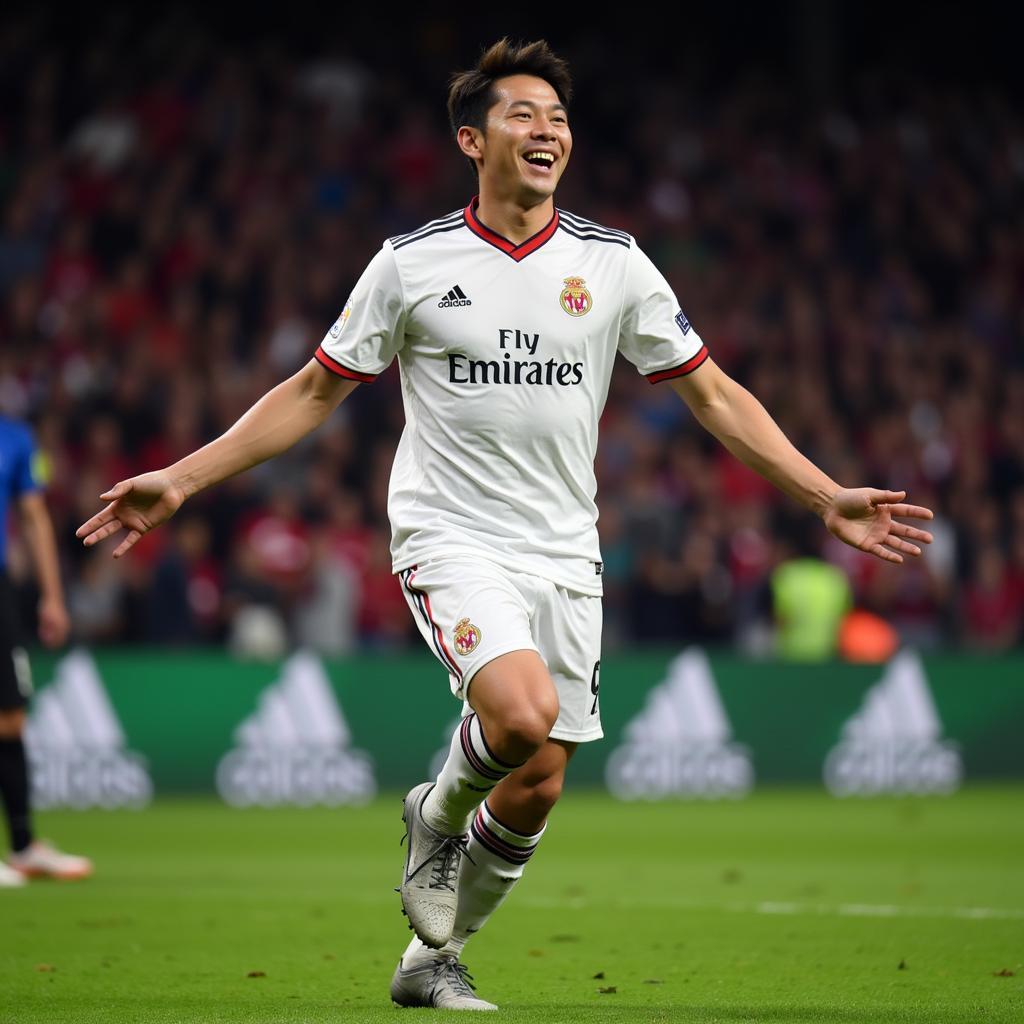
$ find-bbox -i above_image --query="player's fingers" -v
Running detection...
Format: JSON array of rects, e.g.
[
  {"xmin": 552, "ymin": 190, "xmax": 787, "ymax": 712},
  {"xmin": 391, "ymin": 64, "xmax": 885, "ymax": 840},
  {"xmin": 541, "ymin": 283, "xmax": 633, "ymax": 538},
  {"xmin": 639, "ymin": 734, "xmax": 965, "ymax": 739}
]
[
  {"xmin": 39, "ymin": 620, "xmax": 68, "ymax": 648},
  {"xmin": 100, "ymin": 479, "xmax": 134, "ymax": 502},
  {"xmin": 75, "ymin": 503, "xmax": 120, "ymax": 537},
  {"xmin": 886, "ymin": 535, "xmax": 922, "ymax": 557},
  {"xmin": 890, "ymin": 522, "xmax": 933, "ymax": 544},
  {"xmin": 868, "ymin": 542, "xmax": 903, "ymax": 564},
  {"xmin": 112, "ymin": 530, "xmax": 142, "ymax": 559},
  {"xmin": 82, "ymin": 520, "xmax": 124, "ymax": 547},
  {"xmin": 886, "ymin": 503, "xmax": 934, "ymax": 521},
  {"xmin": 869, "ymin": 489, "xmax": 906, "ymax": 506}
]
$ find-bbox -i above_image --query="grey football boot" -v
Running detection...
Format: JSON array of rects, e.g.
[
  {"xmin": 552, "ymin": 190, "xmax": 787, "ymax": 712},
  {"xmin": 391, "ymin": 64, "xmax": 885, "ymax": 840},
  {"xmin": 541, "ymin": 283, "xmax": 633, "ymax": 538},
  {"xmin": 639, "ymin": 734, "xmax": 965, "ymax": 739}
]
[
  {"xmin": 390, "ymin": 955, "xmax": 498, "ymax": 1011},
  {"xmin": 398, "ymin": 782, "xmax": 472, "ymax": 948}
]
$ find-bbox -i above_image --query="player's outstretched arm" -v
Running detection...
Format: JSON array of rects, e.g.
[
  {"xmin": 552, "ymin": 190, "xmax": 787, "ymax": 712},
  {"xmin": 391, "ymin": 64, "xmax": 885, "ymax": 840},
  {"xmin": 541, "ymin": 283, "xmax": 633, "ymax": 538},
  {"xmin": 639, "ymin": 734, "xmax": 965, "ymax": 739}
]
[
  {"xmin": 76, "ymin": 360, "xmax": 359, "ymax": 558},
  {"xmin": 669, "ymin": 358, "xmax": 934, "ymax": 564},
  {"xmin": 18, "ymin": 491, "xmax": 70, "ymax": 645}
]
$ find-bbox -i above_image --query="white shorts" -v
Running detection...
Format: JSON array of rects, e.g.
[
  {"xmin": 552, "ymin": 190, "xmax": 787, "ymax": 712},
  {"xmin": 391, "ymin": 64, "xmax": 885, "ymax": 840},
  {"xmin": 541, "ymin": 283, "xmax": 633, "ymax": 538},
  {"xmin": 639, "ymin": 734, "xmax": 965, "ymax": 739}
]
[{"xmin": 399, "ymin": 557, "xmax": 604, "ymax": 743}]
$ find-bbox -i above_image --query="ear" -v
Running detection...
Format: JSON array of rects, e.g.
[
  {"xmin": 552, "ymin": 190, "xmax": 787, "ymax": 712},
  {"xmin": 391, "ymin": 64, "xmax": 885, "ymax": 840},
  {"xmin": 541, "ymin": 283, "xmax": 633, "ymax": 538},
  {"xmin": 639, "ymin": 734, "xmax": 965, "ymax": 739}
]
[{"xmin": 456, "ymin": 125, "xmax": 485, "ymax": 166}]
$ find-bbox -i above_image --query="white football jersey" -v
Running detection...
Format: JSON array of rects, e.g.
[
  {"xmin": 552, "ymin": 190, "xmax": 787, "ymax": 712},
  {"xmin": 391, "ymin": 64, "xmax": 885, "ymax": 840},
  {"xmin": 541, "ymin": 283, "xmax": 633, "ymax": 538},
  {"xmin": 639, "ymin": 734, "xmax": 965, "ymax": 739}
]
[{"xmin": 315, "ymin": 198, "xmax": 707, "ymax": 596}]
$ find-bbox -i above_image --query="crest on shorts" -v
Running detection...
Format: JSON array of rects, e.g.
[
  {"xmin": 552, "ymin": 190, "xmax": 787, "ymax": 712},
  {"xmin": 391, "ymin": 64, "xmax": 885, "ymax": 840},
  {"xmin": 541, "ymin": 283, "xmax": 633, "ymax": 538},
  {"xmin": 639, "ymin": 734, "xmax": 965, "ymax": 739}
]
[
  {"xmin": 329, "ymin": 299, "xmax": 352, "ymax": 339},
  {"xmin": 560, "ymin": 276, "xmax": 592, "ymax": 317},
  {"xmin": 453, "ymin": 618, "xmax": 482, "ymax": 657}
]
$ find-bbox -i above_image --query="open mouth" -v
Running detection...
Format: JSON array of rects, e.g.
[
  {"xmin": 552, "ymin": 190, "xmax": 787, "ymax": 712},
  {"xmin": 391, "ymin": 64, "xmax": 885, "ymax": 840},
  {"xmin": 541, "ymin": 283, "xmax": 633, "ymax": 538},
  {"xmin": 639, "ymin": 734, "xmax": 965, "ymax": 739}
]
[{"xmin": 522, "ymin": 151, "xmax": 556, "ymax": 173}]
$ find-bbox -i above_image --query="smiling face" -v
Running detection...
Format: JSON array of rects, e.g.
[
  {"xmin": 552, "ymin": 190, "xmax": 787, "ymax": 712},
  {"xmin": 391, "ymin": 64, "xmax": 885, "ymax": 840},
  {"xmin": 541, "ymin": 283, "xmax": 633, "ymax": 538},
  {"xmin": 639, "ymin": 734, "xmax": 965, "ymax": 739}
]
[{"xmin": 458, "ymin": 74, "xmax": 572, "ymax": 206}]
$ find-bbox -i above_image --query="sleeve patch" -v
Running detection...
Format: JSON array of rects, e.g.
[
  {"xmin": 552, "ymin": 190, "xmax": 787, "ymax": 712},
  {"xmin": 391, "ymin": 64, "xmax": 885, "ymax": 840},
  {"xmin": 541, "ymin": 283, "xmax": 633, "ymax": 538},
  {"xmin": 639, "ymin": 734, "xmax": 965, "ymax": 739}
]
[
  {"xmin": 675, "ymin": 310, "xmax": 691, "ymax": 335},
  {"xmin": 329, "ymin": 299, "xmax": 353, "ymax": 339}
]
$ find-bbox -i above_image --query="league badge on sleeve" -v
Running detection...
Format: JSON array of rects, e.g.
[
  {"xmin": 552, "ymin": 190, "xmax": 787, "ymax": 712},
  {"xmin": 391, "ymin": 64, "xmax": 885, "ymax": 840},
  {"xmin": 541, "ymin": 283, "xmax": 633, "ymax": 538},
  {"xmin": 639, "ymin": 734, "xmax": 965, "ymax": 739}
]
[
  {"xmin": 674, "ymin": 309, "xmax": 691, "ymax": 335},
  {"xmin": 560, "ymin": 277, "xmax": 593, "ymax": 317},
  {"xmin": 453, "ymin": 618, "xmax": 482, "ymax": 657},
  {"xmin": 329, "ymin": 299, "xmax": 353, "ymax": 339}
]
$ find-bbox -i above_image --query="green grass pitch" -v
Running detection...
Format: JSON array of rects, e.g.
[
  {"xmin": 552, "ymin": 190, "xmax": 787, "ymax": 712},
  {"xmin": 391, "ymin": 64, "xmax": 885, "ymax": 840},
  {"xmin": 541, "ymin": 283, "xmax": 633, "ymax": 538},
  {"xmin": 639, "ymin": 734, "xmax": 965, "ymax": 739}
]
[{"xmin": 2, "ymin": 787, "xmax": 1022, "ymax": 1023}]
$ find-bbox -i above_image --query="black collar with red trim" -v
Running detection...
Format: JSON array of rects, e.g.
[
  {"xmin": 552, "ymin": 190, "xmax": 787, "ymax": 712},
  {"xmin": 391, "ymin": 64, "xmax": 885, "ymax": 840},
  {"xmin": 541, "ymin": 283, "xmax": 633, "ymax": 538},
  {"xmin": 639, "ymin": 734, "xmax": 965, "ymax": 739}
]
[{"xmin": 463, "ymin": 196, "xmax": 560, "ymax": 262}]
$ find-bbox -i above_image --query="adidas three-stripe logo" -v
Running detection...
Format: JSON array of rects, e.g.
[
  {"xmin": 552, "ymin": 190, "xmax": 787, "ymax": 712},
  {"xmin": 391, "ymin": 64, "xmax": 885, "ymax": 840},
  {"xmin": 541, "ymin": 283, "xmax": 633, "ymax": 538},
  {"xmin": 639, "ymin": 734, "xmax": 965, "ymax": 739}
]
[{"xmin": 438, "ymin": 285, "xmax": 472, "ymax": 308}]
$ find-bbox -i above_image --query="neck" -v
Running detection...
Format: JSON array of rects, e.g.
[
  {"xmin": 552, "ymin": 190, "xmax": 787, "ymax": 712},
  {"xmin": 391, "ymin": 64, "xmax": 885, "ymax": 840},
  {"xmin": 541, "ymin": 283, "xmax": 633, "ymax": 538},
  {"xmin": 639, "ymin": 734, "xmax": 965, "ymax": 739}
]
[{"xmin": 474, "ymin": 191, "xmax": 555, "ymax": 244}]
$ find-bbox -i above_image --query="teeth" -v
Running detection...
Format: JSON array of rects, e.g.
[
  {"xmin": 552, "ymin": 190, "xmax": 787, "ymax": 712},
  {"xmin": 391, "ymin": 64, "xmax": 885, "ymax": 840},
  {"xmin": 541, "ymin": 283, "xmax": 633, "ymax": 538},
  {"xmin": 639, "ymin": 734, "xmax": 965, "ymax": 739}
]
[{"xmin": 524, "ymin": 152, "xmax": 555, "ymax": 163}]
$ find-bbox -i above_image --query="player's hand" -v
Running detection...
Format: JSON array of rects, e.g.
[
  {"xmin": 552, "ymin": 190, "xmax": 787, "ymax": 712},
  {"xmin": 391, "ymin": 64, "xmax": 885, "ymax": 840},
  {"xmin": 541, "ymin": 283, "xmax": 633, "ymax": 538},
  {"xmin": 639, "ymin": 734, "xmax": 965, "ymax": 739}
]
[
  {"xmin": 75, "ymin": 471, "xmax": 186, "ymax": 558},
  {"xmin": 823, "ymin": 488, "xmax": 934, "ymax": 564},
  {"xmin": 37, "ymin": 595, "xmax": 70, "ymax": 648}
]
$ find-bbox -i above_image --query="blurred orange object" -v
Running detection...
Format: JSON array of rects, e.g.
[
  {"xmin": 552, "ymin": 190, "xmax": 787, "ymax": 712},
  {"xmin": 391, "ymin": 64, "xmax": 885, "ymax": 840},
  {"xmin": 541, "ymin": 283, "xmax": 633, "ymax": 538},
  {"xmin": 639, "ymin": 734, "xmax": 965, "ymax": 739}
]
[{"xmin": 838, "ymin": 609, "xmax": 899, "ymax": 663}]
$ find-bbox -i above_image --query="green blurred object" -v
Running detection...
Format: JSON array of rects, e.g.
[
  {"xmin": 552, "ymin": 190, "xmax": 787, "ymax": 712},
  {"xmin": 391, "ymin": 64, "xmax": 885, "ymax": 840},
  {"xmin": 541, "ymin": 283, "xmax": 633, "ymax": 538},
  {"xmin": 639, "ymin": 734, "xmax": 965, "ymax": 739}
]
[
  {"xmin": 772, "ymin": 558, "xmax": 853, "ymax": 661},
  {"xmin": 1, "ymin": 789, "xmax": 1022, "ymax": 1023}
]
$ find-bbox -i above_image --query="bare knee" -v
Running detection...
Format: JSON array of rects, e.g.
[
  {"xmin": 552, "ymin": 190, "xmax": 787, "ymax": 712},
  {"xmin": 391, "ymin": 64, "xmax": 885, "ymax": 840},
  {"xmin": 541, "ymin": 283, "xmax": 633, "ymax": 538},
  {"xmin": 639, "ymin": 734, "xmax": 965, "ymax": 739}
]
[
  {"xmin": 470, "ymin": 651, "xmax": 560, "ymax": 762},
  {"xmin": 494, "ymin": 692, "xmax": 559, "ymax": 755}
]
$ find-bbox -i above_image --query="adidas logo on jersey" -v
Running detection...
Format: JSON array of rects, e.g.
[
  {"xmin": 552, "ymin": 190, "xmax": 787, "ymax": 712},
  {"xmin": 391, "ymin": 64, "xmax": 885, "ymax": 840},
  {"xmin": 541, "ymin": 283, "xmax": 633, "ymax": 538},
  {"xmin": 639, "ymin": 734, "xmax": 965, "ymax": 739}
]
[
  {"xmin": 606, "ymin": 648, "xmax": 753, "ymax": 800},
  {"xmin": 216, "ymin": 650, "xmax": 376, "ymax": 806},
  {"xmin": 824, "ymin": 650, "xmax": 962, "ymax": 797},
  {"xmin": 25, "ymin": 649, "xmax": 153, "ymax": 809},
  {"xmin": 438, "ymin": 285, "xmax": 472, "ymax": 307}
]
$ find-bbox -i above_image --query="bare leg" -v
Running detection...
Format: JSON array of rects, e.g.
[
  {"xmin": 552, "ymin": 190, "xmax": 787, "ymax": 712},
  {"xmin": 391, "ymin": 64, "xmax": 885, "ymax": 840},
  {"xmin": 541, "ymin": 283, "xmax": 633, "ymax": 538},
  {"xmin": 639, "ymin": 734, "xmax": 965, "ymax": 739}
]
[
  {"xmin": 421, "ymin": 650, "xmax": 560, "ymax": 834},
  {"xmin": 486, "ymin": 737, "xmax": 575, "ymax": 834}
]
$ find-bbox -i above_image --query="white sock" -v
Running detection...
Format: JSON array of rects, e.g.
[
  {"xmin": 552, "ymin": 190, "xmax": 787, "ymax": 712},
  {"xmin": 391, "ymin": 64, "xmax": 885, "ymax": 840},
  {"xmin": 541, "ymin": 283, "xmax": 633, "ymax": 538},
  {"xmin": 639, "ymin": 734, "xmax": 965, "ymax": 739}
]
[
  {"xmin": 400, "ymin": 801, "xmax": 546, "ymax": 968},
  {"xmin": 401, "ymin": 935, "xmax": 442, "ymax": 968},
  {"xmin": 421, "ymin": 714, "xmax": 522, "ymax": 835},
  {"xmin": 449, "ymin": 800, "xmax": 546, "ymax": 955}
]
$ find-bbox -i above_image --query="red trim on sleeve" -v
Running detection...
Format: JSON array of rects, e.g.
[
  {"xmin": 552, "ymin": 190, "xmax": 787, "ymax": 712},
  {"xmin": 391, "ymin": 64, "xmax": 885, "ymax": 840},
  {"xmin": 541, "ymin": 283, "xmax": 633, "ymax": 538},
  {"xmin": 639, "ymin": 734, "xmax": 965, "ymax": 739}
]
[
  {"xmin": 314, "ymin": 347, "xmax": 378, "ymax": 383},
  {"xmin": 646, "ymin": 345, "xmax": 709, "ymax": 384}
]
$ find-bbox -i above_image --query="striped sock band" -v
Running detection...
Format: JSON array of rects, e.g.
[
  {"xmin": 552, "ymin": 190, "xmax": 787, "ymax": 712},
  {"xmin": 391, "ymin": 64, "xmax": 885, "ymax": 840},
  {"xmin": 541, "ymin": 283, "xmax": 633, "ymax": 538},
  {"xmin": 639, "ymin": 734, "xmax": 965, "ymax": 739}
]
[
  {"xmin": 438, "ymin": 805, "xmax": 548, "ymax": 956},
  {"xmin": 458, "ymin": 714, "xmax": 518, "ymax": 793},
  {"xmin": 470, "ymin": 800, "xmax": 545, "ymax": 865},
  {"xmin": 422, "ymin": 714, "xmax": 522, "ymax": 834}
]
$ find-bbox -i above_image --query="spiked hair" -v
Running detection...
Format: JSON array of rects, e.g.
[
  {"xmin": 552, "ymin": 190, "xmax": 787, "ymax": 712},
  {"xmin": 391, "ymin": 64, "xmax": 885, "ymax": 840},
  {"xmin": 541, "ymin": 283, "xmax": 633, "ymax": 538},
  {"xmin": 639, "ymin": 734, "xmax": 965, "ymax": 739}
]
[{"xmin": 447, "ymin": 38, "xmax": 572, "ymax": 177}]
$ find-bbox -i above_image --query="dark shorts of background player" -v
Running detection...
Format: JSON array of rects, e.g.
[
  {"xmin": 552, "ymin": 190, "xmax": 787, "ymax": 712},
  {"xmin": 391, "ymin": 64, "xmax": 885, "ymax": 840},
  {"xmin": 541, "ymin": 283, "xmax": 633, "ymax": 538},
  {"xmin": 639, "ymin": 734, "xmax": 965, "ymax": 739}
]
[{"xmin": 0, "ymin": 572, "xmax": 31, "ymax": 711}]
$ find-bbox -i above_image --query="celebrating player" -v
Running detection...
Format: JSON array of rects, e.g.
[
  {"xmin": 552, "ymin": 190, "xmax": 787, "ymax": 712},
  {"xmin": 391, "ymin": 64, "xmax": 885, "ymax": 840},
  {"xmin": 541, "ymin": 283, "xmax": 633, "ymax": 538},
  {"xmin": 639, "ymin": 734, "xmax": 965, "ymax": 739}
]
[
  {"xmin": 1, "ymin": 415, "xmax": 92, "ymax": 887},
  {"xmin": 77, "ymin": 39, "xmax": 933, "ymax": 1009}
]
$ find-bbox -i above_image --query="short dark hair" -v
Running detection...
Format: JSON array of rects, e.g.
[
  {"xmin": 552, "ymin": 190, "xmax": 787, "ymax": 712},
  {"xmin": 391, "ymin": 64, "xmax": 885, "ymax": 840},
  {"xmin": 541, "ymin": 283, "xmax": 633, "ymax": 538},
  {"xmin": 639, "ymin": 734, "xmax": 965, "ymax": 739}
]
[{"xmin": 447, "ymin": 38, "xmax": 572, "ymax": 177}]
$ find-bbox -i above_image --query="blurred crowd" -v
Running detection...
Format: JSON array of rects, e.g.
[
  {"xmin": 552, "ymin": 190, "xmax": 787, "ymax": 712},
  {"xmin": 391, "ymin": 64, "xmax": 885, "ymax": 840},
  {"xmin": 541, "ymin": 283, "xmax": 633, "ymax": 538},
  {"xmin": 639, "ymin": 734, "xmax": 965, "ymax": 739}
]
[{"xmin": 1, "ymin": 15, "xmax": 1022, "ymax": 655}]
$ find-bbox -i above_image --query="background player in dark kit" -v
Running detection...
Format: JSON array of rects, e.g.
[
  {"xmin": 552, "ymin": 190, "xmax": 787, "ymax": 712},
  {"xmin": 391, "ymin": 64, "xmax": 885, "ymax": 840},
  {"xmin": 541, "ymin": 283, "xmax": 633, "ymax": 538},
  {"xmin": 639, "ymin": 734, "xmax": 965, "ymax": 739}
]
[{"xmin": 0, "ymin": 415, "xmax": 92, "ymax": 886}]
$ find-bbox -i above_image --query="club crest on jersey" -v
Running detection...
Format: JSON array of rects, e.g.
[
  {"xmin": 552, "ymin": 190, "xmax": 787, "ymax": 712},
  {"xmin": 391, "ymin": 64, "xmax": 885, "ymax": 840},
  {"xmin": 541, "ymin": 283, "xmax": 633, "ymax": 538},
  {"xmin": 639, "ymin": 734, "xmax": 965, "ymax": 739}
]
[
  {"xmin": 329, "ymin": 300, "xmax": 352, "ymax": 338},
  {"xmin": 453, "ymin": 618, "xmax": 482, "ymax": 657},
  {"xmin": 560, "ymin": 277, "xmax": 593, "ymax": 317}
]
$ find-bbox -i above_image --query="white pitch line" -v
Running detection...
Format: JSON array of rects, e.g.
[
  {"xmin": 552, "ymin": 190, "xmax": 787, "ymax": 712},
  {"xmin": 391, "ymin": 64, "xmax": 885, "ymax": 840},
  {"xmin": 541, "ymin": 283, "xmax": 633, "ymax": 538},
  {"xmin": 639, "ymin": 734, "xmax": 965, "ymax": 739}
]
[
  {"xmin": 318, "ymin": 890, "xmax": 1024, "ymax": 922},
  {"xmin": 518, "ymin": 895, "xmax": 1024, "ymax": 921},
  {"xmin": 749, "ymin": 901, "xmax": 1024, "ymax": 921}
]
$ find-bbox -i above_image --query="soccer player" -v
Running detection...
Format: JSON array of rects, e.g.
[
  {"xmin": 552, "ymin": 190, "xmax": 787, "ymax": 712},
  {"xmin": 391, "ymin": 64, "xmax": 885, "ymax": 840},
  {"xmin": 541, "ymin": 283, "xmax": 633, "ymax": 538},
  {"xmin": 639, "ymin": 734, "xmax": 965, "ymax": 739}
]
[
  {"xmin": 77, "ymin": 39, "xmax": 934, "ymax": 1009},
  {"xmin": 1, "ymin": 415, "xmax": 92, "ymax": 886}
]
